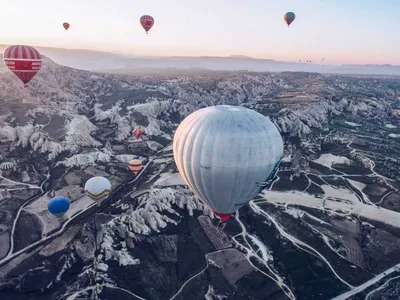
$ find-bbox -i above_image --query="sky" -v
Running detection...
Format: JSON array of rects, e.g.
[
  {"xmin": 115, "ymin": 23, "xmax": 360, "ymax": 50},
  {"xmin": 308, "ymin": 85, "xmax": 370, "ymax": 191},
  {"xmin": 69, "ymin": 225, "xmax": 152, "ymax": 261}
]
[{"xmin": 0, "ymin": 0, "xmax": 399, "ymax": 64}]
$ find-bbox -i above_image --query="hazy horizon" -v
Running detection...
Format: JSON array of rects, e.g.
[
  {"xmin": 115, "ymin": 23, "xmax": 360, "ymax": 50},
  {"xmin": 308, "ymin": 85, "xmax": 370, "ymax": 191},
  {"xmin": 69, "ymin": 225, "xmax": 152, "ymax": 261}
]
[{"xmin": 1, "ymin": 0, "xmax": 399, "ymax": 65}]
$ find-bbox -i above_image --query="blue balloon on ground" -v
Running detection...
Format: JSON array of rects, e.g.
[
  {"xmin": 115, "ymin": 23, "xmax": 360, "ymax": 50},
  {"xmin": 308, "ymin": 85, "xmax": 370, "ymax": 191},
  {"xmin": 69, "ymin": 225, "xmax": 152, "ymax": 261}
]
[{"xmin": 48, "ymin": 196, "xmax": 70, "ymax": 217}]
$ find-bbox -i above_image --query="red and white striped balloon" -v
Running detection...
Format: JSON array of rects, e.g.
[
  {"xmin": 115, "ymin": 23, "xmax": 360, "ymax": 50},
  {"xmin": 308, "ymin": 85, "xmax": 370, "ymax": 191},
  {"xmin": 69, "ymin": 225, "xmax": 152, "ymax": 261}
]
[
  {"xmin": 140, "ymin": 15, "xmax": 154, "ymax": 34},
  {"xmin": 3, "ymin": 45, "xmax": 42, "ymax": 86}
]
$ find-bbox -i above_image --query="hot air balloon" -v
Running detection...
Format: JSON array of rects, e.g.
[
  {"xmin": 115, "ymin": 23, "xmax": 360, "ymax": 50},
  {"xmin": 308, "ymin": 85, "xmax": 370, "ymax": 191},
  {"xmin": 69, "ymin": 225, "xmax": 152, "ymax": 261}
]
[
  {"xmin": 63, "ymin": 22, "xmax": 70, "ymax": 30},
  {"xmin": 0, "ymin": 162, "xmax": 15, "ymax": 172},
  {"xmin": 128, "ymin": 159, "xmax": 143, "ymax": 175},
  {"xmin": 133, "ymin": 128, "xmax": 144, "ymax": 139},
  {"xmin": 173, "ymin": 105, "xmax": 284, "ymax": 223},
  {"xmin": 284, "ymin": 12, "xmax": 296, "ymax": 27},
  {"xmin": 0, "ymin": 162, "xmax": 15, "ymax": 176},
  {"xmin": 3, "ymin": 45, "xmax": 42, "ymax": 87},
  {"xmin": 140, "ymin": 15, "xmax": 154, "ymax": 34},
  {"xmin": 84, "ymin": 176, "xmax": 112, "ymax": 206},
  {"xmin": 48, "ymin": 196, "xmax": 70, "ymax": 217}
]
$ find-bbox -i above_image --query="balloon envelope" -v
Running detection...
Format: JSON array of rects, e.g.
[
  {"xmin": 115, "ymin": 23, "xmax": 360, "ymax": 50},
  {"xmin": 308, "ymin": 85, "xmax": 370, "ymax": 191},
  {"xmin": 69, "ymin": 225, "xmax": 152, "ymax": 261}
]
[
  {"xmin": 173, "ymin": 105, "xmax": 284, "ymax": 220},
  {"xmin": 128, "ymin": 159, "xmax": 143, "ymax": 175},
  {"xmin": 84, "ymin": 176, "xmax": 112, "ymax": 204},
  {"xmin": 284, "ymin": 12, "xmax": 296, "ymax": 26},
  {"xmin": 140, "ymin": 15, "xmax": 154, "ymax": 33},
  {"xmin": 3, "ymin": 45, "xmax": 42, "ymax": 85},
  {"xmin": 0, "ymin": 162, "xmax": 15, "ymax": 171},
  {"xmin": 133, "ymin": 128, "xmax": 144, "ymax": 139},
  {"xmin": 63, "ymin": 22, "xmax": 70, "ymax": 30},
  {"xmin": 48, "ymin": 196, "xmax": 70, "ymax": 217}
]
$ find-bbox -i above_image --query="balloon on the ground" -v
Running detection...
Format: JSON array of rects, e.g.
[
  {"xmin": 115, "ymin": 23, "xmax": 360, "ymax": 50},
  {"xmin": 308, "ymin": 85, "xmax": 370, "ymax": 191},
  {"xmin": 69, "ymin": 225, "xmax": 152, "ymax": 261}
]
[
  {"xmin": 63, "ymin": 22, "xmax": 70, "ymax": 30},
  {"xmin": 128, "ymin": 159, "xmax": 143, "ymax": 175},
  {"xmin": 140, "ymin": 15, "xmax": 154, "ymax": 33},
  {"xmin": 284, "ymin": 12, "xmax": 296, "ymax": 26},
  {"xmin": 48, "ymin": 196, "xmax": 70, "ymax": 217},
  {"xmin": 173, "ymin": 105, "xmax": 284, "ymax": 223},
  {"xmin": 84, "ymin": 176, "xmax": 112, "ymax": 205},
  {"xmin": 3, "ymin": 45, "xmax": 42, "ymax": 86}
]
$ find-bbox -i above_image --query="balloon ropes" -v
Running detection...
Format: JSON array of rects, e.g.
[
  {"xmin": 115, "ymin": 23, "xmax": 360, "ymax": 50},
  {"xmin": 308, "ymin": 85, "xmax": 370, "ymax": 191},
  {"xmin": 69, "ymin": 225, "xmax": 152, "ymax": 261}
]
[
  {"xmin": 3, "ymin": 45, "xmax": 42, "ymax": 87},
  {"xmin": 173, "ymin": 105, "xmax": 284, "ymax": 225}
]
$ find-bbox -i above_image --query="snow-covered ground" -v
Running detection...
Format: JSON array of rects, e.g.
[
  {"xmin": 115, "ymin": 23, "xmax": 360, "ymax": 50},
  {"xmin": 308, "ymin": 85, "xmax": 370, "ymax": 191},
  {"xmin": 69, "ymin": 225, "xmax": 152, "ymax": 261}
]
[
  {"xmin": 24, "ymin": 194, "xmax": 94, "ymax": 236},
  {"xmin": 153, "ymin": 172, "xmax": 186, "ymax": 187},
  {"xmin": 314, "ymin": 154, "xmax": 351, "ymax": 168},
  {"xmin": 385, "ymin": 124, "xmax": 397, "ymax": 129},
  {"xmin": 258, "ymin": 190, "xmax": 400, "ymax": 229},
  {"xmin": 115, "ymin": 155, "xmax": 141, "ymax": 163},
  {"xmin": 320, "ymin": 185, "xmax": 359, "ymax": 202},
  {"xmin": 345, "ymin": 121, "xmax": 361, "ymax": 127}
]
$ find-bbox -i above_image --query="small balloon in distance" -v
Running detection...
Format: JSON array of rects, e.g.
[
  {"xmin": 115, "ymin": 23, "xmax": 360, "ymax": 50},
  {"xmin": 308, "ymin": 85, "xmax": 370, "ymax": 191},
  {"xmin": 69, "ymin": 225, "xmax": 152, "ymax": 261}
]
[
  {"xmin": 140, "ymin": 15, "xmax": 154, "ymax": 34},
  {"xmin": 284, "ymin": 12, "xmax": 296, "ymax": 26}
]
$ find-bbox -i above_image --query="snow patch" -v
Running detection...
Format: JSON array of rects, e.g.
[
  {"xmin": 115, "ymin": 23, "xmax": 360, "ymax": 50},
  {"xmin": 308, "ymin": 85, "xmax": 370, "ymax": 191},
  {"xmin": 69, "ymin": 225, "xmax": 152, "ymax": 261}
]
[
  {"xmin": 314, "ymin": 154, "xmax": 351, "ymax": 168},
  {"xmin": 385, "ymin": 124, "xmax": 397, "ymax": 129},
  {"xmin": 153, "ymin": 172, "xmax": 186, "ymax": 187},
  {"xmin": 345, "ymin": 121, "xmax": 361, "ymax": 127},
  {"xmin": 205, "ymin": 285, "xmax": 228, "ymax": 300},
  {"xmin": 321, "ymin": 185, "xmax": 359, "ymax": 202},
  {"xmin": 58, "ymin": 150, "xmax": 111, "ymax": 167}
]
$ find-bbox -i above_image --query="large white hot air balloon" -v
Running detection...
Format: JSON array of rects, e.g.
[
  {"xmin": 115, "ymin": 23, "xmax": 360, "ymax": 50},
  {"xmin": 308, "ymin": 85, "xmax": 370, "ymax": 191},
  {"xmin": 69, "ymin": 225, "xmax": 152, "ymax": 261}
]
[
  {"xmin": 84, "ymin": 176, "xmax": 112, "ymax": 206},
  {"xmin": 173, "ymin": 105, "xmax": 284, "ymax": 223}
]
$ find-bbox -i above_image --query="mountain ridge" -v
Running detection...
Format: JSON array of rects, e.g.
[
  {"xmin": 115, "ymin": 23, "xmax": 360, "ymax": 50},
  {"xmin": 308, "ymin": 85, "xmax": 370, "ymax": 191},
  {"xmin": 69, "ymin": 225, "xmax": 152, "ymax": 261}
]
[{"xmin": 0, "ymin": 44, "xmax": 399, "ymax": 75}]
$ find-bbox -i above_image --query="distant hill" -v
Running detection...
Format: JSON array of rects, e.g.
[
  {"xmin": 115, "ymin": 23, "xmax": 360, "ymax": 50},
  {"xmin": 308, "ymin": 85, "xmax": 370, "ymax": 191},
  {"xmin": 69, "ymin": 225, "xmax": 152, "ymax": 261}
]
[
  {"xmin": 0, "ymin": 45, "xmax": 137, "ymax": 71},
  {"xmin": 0, "ymin": 44, "xmax": 399, "ymax": 76},
  {"xmin": 101, "ymin": 56, "xmax": 400, "ymax": 76}
]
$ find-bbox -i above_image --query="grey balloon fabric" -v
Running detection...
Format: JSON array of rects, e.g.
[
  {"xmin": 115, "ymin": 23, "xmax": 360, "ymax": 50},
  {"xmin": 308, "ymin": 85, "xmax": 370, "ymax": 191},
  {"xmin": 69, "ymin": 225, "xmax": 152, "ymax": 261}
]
[
  {"xmin": 84, "ymin": 176, "xmax": 112, "ymax": 204},
  {"xmin": 173, "ymin": 105, "xmax": 284, "ymax": 215}
]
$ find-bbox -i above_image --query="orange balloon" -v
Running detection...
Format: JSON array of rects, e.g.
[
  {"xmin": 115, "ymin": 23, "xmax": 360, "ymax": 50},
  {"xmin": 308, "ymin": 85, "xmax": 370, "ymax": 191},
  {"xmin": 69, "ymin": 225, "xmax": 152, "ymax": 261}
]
[
  {"xmin": 63, "ymin": 22, "xmax": 70, "ymax": 30},
  {"xmin": 128, "ymin": 159, "xmax": 143, "ymax": 175}
]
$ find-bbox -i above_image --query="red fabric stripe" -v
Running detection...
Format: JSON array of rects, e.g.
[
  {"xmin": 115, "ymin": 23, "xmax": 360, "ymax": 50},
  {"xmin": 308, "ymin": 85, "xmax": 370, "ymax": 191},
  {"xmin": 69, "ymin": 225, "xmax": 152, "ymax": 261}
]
[
  {"xmin": 212, "ymin": 211, "xmax": 231, "ymax": 223},
  {"xmin": 32, "ymin": 47, "xmax": 41, "ymax": 59},
  {"xmin": 10, "ymin": 45, "xmax": 17, "ymax": 59},
  {"xmin": 27, "ymin": 46, "xmax": 34, "ymax": 59},
  {"xmin": 18, "ymin": 46, "xmax": 23, "ymax": 59},
  {"xmin": 3, "ymin": 46, "xmax": 11, "ymax": 59},
  {"xmin": 22, "ymin": 45, "xmax": 27, "ymax": 59}
]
